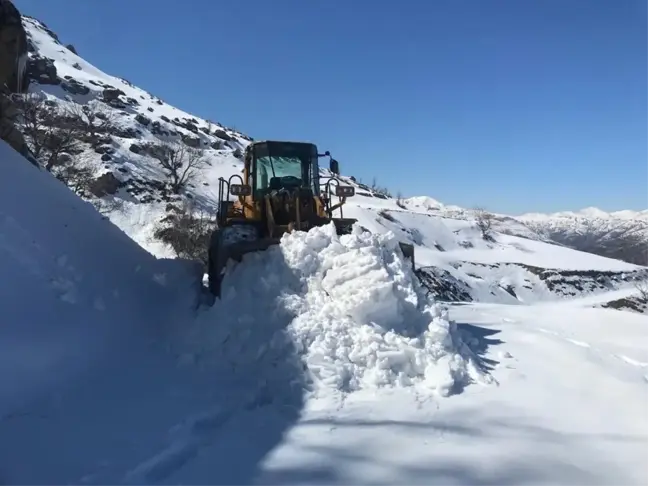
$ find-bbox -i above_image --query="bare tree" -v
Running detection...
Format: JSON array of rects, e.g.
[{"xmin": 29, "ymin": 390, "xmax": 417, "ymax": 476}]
[
  {"xmin": 14, "ymin": 94, "xmax": 84, "ymax": 170},
  {"xmin": 13, "ymin": 92, "xmax": 50, "ymax": 160},
  {"xmin": 145, "ymin": 141, "xmax": 208, "ymax": 194},
  {"xmin": 370, "ymin": 177, "xmax": 392, "ymax": 198},
  {"xmin": 396, "ymin": 190, "xmax": 406, "ymax": 209},
  {"xmin": 154, "ymin": 200, "xmax": 217, "ymax": 266},
  {"xmin": 68, "ymin": 101, "xmax": 116, "ymax": 146},
  {"xmin": 54, "ymin": 152, "xmax": 95, "ymax": 196},
  {"xmin": 474, "ymin": 207, "xmax": 494, "ymax": 241}
]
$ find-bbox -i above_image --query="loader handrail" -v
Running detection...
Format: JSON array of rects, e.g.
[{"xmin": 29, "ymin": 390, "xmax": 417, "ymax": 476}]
[
  {"xmin": 217, "ymin": 174, "xmax": 245, "ymax": 226},
  {"xmin": 319, "ymin": 176, "xmax": 345, "ymax": 219}
]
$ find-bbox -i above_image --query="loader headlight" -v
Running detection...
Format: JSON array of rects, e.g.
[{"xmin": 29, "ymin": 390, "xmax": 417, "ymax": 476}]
[
  {"xmin": 335, "ymin": 185, "xmax": 355, "ymax": 197},
  {"xmin": 230, "ymin": 184, "xmax": 252, "ymax": 196}
]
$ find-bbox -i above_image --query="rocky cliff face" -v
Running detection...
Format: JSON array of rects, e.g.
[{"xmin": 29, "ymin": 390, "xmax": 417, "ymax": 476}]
[{"xmin": 0, "ymin": 0, "xmax": 29, "ymax": 156}]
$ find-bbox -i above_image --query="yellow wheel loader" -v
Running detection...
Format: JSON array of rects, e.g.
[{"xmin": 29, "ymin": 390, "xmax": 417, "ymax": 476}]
[{"xmin": 207, "ymin": 140, "xmax": 415, "ymax": 297}]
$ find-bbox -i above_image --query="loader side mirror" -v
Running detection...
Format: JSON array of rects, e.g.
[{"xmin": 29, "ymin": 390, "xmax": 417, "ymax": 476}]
[
  {"xmin": 230, "ymin": 183, "xmax": 251, "ymax": 196},
  {"xmin": 329, "ymin": 159, "xmax": 339, "ymax": 175},
  {"xmin": 335, "ymin": 185, "xmax": 355, "ymax": 197}
]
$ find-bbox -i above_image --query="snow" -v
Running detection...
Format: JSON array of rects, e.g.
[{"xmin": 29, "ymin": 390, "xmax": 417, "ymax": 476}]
[
  {"xmin": 183, "ymin": 223, "xmax": 491, "ymax": 397},
  {"xmin": 3, "ymin": 12, "xmax": 647, "ymax": 486},
  {"xmin": 2, "ymin": 132, "xmax": 647, "ymax": 484}
]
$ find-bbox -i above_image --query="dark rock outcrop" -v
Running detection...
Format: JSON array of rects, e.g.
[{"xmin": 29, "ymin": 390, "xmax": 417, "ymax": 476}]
[
  {"xmin": 0, "ymin": 0, "xmax": 30, "ymax": 156},
  {"xmin": 135, "ymin": 113, "xmax": 151, "ymax": 126},
  {"xmin": 26, "ymin": 54, "xmax": 58, "ymax": 85},
  {"xmin": 89, "ymin": 172, "xmax": 122, "ymax": 197}
]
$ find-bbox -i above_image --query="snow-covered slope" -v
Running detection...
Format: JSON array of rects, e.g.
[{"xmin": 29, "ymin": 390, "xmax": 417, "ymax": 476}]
[
  {"xmin": 20, "ymin": 13, "xmax": 646, "ymax": 287},
  {"xmin": 22, "ymin": 15, "xmax": 250, "ymax": 257},
  {"xmin": 3, "ymin": 132, "xmax": 648, "ymax": 484}
]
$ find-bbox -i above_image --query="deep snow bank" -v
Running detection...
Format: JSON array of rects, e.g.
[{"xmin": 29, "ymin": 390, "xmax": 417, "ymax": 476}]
[
  {"xmin": 183, "ymin": 223, "xmax": 492, "ymax": 397},
  {"xmin": 0, "ymin": 140, "xmax": 199, "ymax": 415}
]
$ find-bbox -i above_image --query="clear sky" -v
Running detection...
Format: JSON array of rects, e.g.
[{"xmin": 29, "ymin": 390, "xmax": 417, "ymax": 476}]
[{"xmin": 15, "ymin": 0, "xmax": 647, "ymax": 214}]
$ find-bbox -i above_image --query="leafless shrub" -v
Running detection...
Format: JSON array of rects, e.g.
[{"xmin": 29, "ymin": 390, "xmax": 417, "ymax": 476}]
[
  {"xmin": 474, "ymin": 207, "xmax": 495, "ymax": 241},
  {"xmin": 145, "ymin": 141, "xmax": 208, "ymax": 194},
  {"xmin": 154, "ymin": 201, "xmax": 217, "ymax": 266},
  {"xmin": 53, "ymin": 153, "xmax": 95, "ymax": 196},
  {"xmin": 378, "ymin": 209, "xmax": 397, "ymax": 223},
  {"xmin": 13, "ymin": 94, "xmax": 84, "ymax": 170},
  {"xmin": 370, "ymin": 177, "xmax": 392, "ymax": 198},
  {"xmin": 396, "ymin": 190, "xmax": 406, "ymax": 209},
  {"xmin": 635, "ymin": 280, "xmax": 648, "ymax": 303},
  {"xmin": 68, "ymin": 101, "xmax": 116, "ymax": 146}
]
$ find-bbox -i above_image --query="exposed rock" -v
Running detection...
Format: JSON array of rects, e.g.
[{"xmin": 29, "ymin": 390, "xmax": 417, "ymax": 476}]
[
  {"xmin": 113, "ymin": 127, "xmax": 138, "ymax": 139},
  {"xmin": 172, "ymin": 117, "xmax": 199, "ymax": 133},
  {"xmin": 214, "ymin": 129, "xmax": 232, "ymax": 141},
  {"xmin": 54, "ymin": 153, "xmax": 72, "ymax": 164},
  {"xmin": 66, "ymin": 43, "xmax": 77, "ymax": 54},
  {"xmin": 102, "ymin": 87, "xmax": 125, "ymax": 101},
  {"xmin": 61, "ymin": 78, "xmax": 89, "ymax": 95},
  {"xmin": 26, "ymin": 54, "xmax": 58, "ymax": 85},
  {"xmin": 101, "ymin": 153, "xmax": 111, "ymax": 162},
  {"xmin": 135, "ymin": 113, "xmax": 151, "ymax": 126},
  {"xmin": 89, "ymin": 172, "xmax": 121, "ymax": 196},
  {"xmin": 416, "ymin": 267, "xmax": 473, "ymax": 302},
  {"xmin": 0, "ymin": 0, "xmax": 30, "ymax": 156},
  {"xmin": 181, "ymin": 134, "xmax": 201, "ymax": 148}
]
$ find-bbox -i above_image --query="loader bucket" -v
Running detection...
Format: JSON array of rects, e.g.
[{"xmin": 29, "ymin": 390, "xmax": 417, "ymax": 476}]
[
  {"xmin": 208, "ymin": 225, "xmax": 280, "ymax": 297},
  {"xmin": 331, "ymin": 217, "xmax": 358, "ymax": 235}
]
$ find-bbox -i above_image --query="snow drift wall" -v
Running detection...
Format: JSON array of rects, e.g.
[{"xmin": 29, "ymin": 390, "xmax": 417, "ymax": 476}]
[{"xmin": 182, "ymin": 223, "xmax": 493, "ymax": 398}]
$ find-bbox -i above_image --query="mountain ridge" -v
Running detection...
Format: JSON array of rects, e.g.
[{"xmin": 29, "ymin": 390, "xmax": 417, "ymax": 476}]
[{"xmin": 18, "ymin": 12, "xmax": 647, "ymax": 271}]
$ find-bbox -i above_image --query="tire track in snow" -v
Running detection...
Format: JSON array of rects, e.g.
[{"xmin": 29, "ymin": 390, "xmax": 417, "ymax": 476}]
[
  {"xmin": 535, "ymin": 327, "xmax": 648, "ymax": 383},
  {"xmin": 121, "ymin": 398, "xmax": 251, "ymax": 484}
]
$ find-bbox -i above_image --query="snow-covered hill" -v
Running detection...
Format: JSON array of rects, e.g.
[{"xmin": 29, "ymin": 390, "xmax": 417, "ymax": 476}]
[
  {"xmin": 21, "ymin": 14, "xmax": 251, "ymax": 257},
  {"xmin": 18, "ymin": 13, "xmax": 647, "ymax": 315}
]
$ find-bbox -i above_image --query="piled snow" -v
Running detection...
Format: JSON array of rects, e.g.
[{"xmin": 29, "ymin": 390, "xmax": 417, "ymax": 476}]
[{"xmin": 182, "ymin": 223, "xmax": 491, "ymax": 397}]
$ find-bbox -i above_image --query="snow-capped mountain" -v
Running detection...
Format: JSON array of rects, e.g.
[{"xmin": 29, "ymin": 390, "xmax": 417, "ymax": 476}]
[{"xmin": 517, "ymin": 208, "xmax": 648, "ymax": 266}]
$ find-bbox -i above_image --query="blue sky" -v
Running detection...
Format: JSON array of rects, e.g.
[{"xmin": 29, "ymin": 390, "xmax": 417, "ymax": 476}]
[{"xmin": 16, "ymin": 0, "xmax": 647, "ymax": 214}]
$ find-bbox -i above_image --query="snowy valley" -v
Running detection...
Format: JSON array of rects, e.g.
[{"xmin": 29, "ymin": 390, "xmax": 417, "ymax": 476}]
[{"xmin": 0, "ymin": 10, "xmax": 647, "ymax": 486}]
